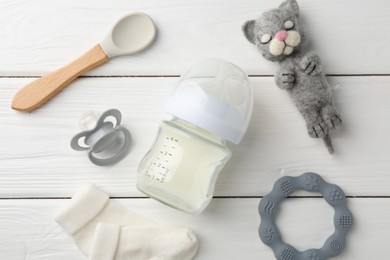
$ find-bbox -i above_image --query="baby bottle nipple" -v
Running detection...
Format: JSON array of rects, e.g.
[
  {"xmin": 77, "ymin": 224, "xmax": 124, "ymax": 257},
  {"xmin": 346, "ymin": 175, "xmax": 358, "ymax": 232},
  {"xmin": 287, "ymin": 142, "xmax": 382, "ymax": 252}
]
[{"xmin": 70, "ymin": 108, "xmax": 131, "ymax": 166}]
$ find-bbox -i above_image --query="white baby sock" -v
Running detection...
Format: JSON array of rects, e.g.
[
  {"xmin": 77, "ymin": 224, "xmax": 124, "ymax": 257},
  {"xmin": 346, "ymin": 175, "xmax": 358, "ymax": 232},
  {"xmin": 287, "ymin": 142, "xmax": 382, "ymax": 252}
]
[
  {"xmin": 88, "ymin": 223, "xmax": 198, "ymax": 260},
  {"xmin": 55, "ymin": 184, "xmax": 198, "ymax": 260}
]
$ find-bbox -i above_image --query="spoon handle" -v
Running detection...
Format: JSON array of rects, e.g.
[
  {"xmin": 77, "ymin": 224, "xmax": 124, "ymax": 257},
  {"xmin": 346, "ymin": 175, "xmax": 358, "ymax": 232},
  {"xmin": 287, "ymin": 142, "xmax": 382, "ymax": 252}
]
[{"xmin": 11, "ymin": 44, "xmax": 109, "ymax": 111}]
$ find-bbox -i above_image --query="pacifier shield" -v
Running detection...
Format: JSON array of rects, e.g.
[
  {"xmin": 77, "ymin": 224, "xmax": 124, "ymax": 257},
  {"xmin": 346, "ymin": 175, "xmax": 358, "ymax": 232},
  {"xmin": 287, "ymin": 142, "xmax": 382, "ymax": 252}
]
[{"xmin": 70, "ymin": 109, "xmax": 131, "ymax": 166}]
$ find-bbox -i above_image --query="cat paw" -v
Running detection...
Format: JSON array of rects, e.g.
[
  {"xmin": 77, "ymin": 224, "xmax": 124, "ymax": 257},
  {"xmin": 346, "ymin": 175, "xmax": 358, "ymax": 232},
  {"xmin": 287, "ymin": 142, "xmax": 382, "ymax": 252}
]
[
  {"xmin": 324, "ymin": 113, "xmax": 342, "ymax": 129},
  {"xmin": 308, "ymin": 122, "xmax": 328, "ymax": 138},
  {"xmin": 281, "ymin": 73, "xmax": 295, "ymax": 88},
  {"xmin": 275, "ymin": 70, "xmax": 296, "ymax": 89},
  {"xmin": 300, "ymin": 53, "xmax": 322, "ymax": 75}
]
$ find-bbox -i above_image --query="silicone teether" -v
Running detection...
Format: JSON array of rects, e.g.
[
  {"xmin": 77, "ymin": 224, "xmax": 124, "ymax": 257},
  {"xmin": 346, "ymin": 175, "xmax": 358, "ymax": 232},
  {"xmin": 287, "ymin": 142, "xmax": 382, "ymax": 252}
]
[
  {"xmin": 70, "ymin": 109, "xmax": 131, "ymax": 166},
  {"xmin": 259, "ymin": 172, "xmax": 353, "ymax": 260}
]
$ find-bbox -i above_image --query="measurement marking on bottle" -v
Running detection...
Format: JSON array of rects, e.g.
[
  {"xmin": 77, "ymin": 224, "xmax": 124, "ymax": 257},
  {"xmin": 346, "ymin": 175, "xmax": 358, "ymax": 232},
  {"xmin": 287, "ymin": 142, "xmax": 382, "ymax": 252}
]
[{"xmin": 145, "ymin": 135, "xmax": 183, "ymax": 184}]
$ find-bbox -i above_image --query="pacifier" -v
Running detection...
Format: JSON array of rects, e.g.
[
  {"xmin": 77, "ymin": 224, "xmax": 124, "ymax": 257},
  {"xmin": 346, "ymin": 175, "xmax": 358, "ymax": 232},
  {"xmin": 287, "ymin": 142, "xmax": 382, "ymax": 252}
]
[{"xmin": 70, "ymin": 109, "xmax": 131, "ymax": 166}]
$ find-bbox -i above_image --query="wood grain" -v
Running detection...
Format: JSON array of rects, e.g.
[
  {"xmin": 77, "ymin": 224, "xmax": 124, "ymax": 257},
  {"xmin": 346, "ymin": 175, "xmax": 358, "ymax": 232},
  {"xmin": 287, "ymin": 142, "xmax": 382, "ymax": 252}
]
[
  {"xmin": 0, "ymin": 198, "xmax": 385, "ymax": 260},
  {"xmin": 1, "ymin": 1, "xmax": 389, "ymax": 259},
  {"xmin": 0, "ymin": 0, "xmax": 389, "ymax": 76},
  {"xmin": 11, "ymin": 44, "xmax": 108, "ymax": 111},
  {"xmin": 1, "ymin": 76, "xmax": 390, "ymax": 197}
]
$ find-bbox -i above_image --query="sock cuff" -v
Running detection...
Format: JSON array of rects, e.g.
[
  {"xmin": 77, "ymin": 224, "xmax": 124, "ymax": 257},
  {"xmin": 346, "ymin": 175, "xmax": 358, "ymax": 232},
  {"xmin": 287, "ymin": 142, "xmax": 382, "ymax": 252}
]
[
  {"xmin": 54, "ymin": 183, "xmax": 109, "ymax": 235},
  {"xmin": 88, "ymin": 223, "xmax": 120, "ymax": 260}
]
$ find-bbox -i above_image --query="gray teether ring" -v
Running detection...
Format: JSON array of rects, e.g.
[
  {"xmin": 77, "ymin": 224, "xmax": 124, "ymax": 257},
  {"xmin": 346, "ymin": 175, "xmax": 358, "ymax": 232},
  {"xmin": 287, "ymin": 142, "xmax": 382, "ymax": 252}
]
[
  {"xmin": 259, "ymin": 172, "xmax": 353, "ymax": 260},
  {"xmin": 70, "ymin": 109, "xmax": 131, "ymax": 166}
]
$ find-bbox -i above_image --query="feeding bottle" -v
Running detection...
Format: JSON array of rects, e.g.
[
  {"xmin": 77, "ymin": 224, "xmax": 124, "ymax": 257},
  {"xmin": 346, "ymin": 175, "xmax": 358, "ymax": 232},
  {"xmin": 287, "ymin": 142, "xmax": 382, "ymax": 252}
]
[{"xmin": 137, "ymin": 59, "xmax": 253, "ymax": 214}]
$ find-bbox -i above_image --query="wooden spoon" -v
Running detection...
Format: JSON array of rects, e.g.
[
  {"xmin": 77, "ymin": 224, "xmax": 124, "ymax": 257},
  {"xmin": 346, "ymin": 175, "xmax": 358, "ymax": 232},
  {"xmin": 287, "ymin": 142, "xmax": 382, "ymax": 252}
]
[{"xmin": 11, "ymin": 12, "xmax": 156, "ymax": 111}]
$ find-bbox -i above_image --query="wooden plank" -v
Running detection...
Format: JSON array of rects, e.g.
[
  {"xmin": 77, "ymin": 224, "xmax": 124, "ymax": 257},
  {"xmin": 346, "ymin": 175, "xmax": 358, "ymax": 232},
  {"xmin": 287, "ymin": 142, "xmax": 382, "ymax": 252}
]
[
  {"xmin": 1, "ymin": 76, "xmax": 390, "ymax": 197},
  {"xmin": 0, "ymin": 197, "xmax": 386, "ymax": 259},
  {"xmin": 0, "ymin": 0, "xmax": 389, "ymax": 76}
]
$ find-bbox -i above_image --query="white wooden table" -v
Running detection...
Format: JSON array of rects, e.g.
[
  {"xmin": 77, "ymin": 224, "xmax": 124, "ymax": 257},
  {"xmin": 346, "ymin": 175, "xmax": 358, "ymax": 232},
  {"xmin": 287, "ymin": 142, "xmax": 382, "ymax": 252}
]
[{"xmin": 1, "ymin": 0, "xmax": 389, "ymax": 259}]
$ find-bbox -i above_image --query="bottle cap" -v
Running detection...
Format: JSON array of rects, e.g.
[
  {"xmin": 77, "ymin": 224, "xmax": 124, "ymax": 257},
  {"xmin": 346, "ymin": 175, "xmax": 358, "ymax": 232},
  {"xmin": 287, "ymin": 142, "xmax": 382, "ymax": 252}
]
[{"xmin": 165, "ymin": 59, "xmax": 253, "ymax": 144}]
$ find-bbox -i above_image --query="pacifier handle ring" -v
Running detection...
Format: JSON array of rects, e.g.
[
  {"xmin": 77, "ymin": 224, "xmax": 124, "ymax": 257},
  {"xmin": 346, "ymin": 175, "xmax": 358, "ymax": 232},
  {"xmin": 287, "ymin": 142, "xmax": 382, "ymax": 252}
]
[
  {"xmin": 70, "ymin": 131, "xmax": 90, "ymax": 151},
  {"xmin": 88, "ymin": 126, "xmax": 131, "ymax": 166},
  {"xmin": 97, "ymin": 108, "xmax": 122, "ymax": 129}
]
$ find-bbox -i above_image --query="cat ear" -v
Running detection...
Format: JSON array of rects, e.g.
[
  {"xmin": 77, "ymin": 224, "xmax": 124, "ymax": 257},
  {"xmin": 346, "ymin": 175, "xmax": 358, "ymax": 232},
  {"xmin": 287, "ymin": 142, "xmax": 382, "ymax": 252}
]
[
  {"xmin": 242, "ymin": 20, "xmax": 256, "ymax": 44},
  {"xmin": 279, "ymin": 0, "xmax": 300, "ymax": 16}
]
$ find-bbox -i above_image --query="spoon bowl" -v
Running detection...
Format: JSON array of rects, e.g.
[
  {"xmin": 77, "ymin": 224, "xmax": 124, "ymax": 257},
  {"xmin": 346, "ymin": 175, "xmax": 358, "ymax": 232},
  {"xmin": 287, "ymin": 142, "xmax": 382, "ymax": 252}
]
[{"xmin": 100, "ymin": 12, "xmax": 156, "ymax": 58}]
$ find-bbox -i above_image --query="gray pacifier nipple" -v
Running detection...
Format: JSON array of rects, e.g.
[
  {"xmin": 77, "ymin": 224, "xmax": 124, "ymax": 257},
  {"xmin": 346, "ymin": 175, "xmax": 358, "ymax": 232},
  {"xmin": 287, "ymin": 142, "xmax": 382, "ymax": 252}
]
[
  {"xmin": 70, "ymin": 109, "xmax": 131, "ymax": 166},
  {"xmin": 259, "ymin": 172, "xmax": 353, "ymax": 260}
]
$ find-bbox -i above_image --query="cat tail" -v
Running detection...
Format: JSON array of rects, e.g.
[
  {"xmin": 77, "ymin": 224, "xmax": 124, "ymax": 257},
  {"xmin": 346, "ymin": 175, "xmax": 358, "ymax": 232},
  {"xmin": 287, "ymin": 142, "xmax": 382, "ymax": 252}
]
[{"xmin": 323, "ymin": 134, "xmax": 334, "ymax": 154}]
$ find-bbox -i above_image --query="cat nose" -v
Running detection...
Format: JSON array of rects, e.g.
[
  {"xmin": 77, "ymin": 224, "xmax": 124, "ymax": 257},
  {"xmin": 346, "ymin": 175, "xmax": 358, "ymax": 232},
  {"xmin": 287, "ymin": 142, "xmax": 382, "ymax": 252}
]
[{"xmin": 275, "ymin": 30, "xmax": 288, "ymax": 41}]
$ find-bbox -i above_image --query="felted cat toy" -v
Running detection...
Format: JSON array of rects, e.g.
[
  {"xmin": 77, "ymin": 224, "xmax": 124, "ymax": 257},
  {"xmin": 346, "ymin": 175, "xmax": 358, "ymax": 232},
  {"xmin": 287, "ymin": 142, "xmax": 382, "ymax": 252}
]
[{"xmin": 242, "ymin": 0, "xmax": 342, "ymax": 154}]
